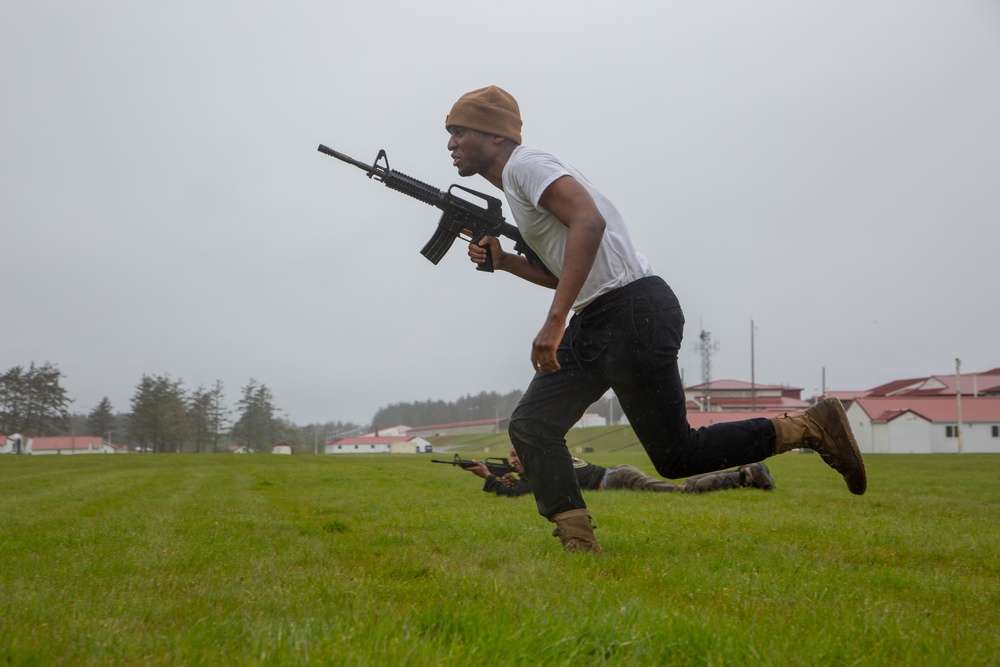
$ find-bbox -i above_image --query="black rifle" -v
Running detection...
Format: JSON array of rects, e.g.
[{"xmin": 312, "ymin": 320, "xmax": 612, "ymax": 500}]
[
  {"xmin": 317, "ymin": 145, "xmax": 550, "ymax": 274},
  {"xmin": 431, "ymin": 454, "xmax": 514, "ymax": 477}
]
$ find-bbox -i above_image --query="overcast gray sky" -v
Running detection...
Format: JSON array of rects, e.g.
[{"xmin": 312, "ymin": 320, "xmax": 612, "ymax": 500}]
[{"xmin": 3, "ymin": 1, "xmax": 998, "ymax": 426}]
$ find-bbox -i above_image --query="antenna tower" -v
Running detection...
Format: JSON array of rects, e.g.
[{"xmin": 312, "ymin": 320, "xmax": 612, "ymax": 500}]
[{"xmin": 693, "ymin": 329, "xmax": 719, "ymax": 410}]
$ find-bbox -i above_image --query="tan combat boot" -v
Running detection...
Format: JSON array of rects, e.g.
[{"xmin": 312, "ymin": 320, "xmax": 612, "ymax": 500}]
[
  {"xmin": 551, "ymin": 509, "xmax": 603, "ymax": 553},
  {"xmin": 771, "ymin": 397, "xmax": 867, "ymax": 495}
]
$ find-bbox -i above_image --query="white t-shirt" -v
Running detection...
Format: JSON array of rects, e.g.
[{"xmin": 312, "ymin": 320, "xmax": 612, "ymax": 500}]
[{"xmin": 502, "ymin": 146, "xmax": 654, "ymax": 311}]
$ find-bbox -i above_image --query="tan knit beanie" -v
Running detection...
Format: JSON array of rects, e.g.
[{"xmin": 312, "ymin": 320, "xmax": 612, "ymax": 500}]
[{"xmin": 445, "ymin": 85, "xmax": 522, "ymax": 145}]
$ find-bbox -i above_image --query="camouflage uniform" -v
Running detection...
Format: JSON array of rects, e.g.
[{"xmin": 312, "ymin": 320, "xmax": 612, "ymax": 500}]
[
  {"xmin": 483, "ymin": 458, "xmax": 773, "ymax": 497},
  {"xmin": 604, "ymin": 462, "xmax": 774, "ymax": 493}
]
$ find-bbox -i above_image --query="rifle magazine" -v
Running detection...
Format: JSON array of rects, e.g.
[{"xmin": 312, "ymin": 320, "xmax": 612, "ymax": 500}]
[{"xmin": 420, "ymin": 224, "xmax": 455, "ymax": 265}]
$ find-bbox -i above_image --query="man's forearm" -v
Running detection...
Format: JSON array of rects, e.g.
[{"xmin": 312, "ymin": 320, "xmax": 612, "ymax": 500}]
[
  {"xmin": 483, "ymin": 475, "xmax": 532, "ymax": 497},
  {"xmin": 547, "ymin": 214, "xmax": 604, "ymax": 317},
  {"xmin": 499, "ymin": 251, "xmax": 559, "ymax": 288}
]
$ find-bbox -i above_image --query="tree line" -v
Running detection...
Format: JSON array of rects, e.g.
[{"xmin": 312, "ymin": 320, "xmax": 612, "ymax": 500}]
[
  {"xmin": 1, "ymin": 362, "xmax": 359, "ymax": 454},
  {"xmin": 369, "ymin": 390, "xmax": 622, "ymax": 429},
  {"xmin": 370, "ymin": 390, "xmax": 525, "ymax": 429},
  {"xmin": 2, "ymin": 361, "xmax": 623, "ymax": 453}
]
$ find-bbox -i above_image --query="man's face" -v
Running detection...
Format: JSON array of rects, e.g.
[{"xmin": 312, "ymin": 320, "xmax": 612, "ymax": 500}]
[
  {"xmin": 447, "ymin": 126, "xmax": 491, "ymax": 178},
  {"xmin": 509, "ymin": 447, "xmax": 524, "ymax": 474}
]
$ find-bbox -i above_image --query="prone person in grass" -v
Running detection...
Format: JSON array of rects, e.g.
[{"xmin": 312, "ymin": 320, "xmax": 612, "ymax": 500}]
[{"xmin": 465, "ymin": 447, "xmax": 775, "ymax": 497}]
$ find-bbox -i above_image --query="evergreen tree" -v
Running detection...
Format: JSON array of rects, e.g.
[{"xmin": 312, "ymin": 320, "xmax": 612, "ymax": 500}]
[
  {"xmin": 0, "ymin": 362, "xmax": 72, "ymax": 436},
  {"xmin": 206, "ymin": 380, "xmax": 230, "ymax": 453},
  {"xmin": 0, "ymin": 366, "xmax": 27, "ymax": 433},
  {"xmin": 187, "ymin": 387, "xmax": 213, "ymax": 454},
  {"xmin": 231, "ymin": 379, "xmax": 280, "ymax": 452},
  {"xmin": 128, "ymin": 374, "xmax": 188, "ymax": 453},
  {"xmin": 87, "ymin": 397, "xmax": 116, "ymax": 440}
]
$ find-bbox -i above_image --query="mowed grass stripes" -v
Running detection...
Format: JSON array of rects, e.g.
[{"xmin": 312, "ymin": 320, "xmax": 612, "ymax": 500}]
[{"xmin": 1, "ymin": 451, "xmax": 998, "ymax": 666}]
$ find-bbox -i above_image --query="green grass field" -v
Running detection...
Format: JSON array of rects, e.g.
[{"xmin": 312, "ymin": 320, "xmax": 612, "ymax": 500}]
[{"xmin": 2, "ymin": 431, "xmax": 998, "ymax": 666}]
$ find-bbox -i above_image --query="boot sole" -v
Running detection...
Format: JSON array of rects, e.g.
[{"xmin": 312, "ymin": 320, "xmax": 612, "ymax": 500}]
[{"xmin": 822, "ymin": 398, "xmax": 867, "ymax": 495}]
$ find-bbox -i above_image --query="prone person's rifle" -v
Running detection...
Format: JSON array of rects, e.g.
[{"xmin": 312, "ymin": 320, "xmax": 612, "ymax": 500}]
[
  {"xmin": 431, "ymin": 454, "xmax": 514, "ymax": 477},
  {"xmin": 317, "ymin": 145, "xmax": 550, "ymax": 274}
]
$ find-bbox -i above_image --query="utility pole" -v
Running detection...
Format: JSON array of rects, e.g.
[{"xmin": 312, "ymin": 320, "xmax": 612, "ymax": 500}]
[{"xmin": 956, "ymin": 358, "xmax": 964, "ymax": 454}]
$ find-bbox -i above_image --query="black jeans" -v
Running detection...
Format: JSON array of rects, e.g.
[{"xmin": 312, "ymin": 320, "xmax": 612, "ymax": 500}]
[{"xmin": 508, "ymin": 276, "xmax": 776, "ymax": 520}]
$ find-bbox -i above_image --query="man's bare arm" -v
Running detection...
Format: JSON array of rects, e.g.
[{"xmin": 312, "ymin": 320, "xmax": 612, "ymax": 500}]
[
  {"xmin": 529, "ymin": 175, "xmax": 605, "ymax": 372},
  {"xmin": 468, "ymin": 236, "xmax": 559, "ymax": 288}
]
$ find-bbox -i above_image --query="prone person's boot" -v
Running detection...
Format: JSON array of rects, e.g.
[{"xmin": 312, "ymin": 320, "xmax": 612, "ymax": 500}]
[
  {"xmin": 738, "ymin": 462, "xmax": 776, "ymax": 491},
  {"xmin": 551, "ymin": 509, "xmax": 603, "ymax": 553},
  {"xmin": 771, "ymin": 397, "xmax": 867, "ymax": 495}
]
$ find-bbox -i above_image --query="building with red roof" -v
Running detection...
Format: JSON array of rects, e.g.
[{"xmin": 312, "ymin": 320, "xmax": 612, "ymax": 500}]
[
  {"xmin": 847, "ymin": 396, "xmax": 1000, "ymax": 454},
  {"xmin": 21, "ymin": 436, "xmax": 128, "ymax": 455},
  {"xmin": 684, "ymin": 380, "xmax": 810, "ymax": 413},
  {"xmin": 862, "ymin": 368, "xmax": 1000, "ymax": 398},
  {"xmin": 324, "ymin": 435, "xmax": 432, "ymax": 454}
]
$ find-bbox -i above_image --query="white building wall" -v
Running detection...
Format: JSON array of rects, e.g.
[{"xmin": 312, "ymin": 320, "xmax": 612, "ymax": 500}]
[
  {"xmin": 847, "ymin": 404, "xmax": 878, "ymax": 454},
  {"xmin": 931, "ymin": 425, "xmax": 958, "ymax": 454},
  {"xmin": 886, "ymin": 415, "xmax": 932, "ymax": 454},
  {"xmin": 389, "ymin": 438, "xmax": 431, "ymax": 454},
  {"xmin": 933, "ymin": 423, "xmax": 1000, "ymax": 454},
  {"xmin": 574, "ymin": 413, "xmax": 608, "ymax": 429},
  {"xmin": 872, "ymin": 424, "xmax": 892, "ymax": 454},
  {"xmin": 967, "ymin": 423, "xmax": 1000, "ymax": 453},
  {"xmin": 325, "ymin": 438, "xmax": 431, "ymax": 454},
  {"xmin": 326, "ymin": 443, "xmax": 391, "ymax": 454},
  {"xmin": 975, "ymin": 423, "xmax": 1000, "ymax": 453}
]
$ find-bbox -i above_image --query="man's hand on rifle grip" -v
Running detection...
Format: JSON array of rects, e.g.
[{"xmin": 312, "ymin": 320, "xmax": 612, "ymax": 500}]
[
  {"xmin": 497, "ymin": 472, "xmax": 518, "ymax": 487},
  {"xmin": 467, "ymin": 234, "xmax": 504, "ymax": 271}
]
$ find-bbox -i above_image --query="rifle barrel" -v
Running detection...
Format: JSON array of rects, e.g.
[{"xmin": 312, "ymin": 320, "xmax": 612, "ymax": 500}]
[{"xmin": 317, "ymin": 144, "xmax": 375, "ymax": 174}]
